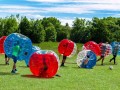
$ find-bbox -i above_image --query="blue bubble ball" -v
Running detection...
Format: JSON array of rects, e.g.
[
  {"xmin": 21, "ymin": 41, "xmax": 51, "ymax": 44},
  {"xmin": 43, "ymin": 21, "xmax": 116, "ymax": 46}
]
[
  {"xmin": 24, "ymin": 46, "xmax": 41, "ymax": 66},
  {"xmin": 77, "ymin": 50, "xmax": 97, "ymax": 69},
  {"xmin": 4, "ymin": 33, "xmax": 32, "ymax": 61}
]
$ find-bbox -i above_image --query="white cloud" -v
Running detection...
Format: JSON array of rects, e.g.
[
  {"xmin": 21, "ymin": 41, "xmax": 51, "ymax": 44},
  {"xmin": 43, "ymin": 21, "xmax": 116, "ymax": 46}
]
[
  {"xmin": 0, "ymin": 0, "xmax": 120, "ymax": 26},
  {"xmin": 59, "ymin": 17, "xmax": 92, "ymax": 27},
  {"xmin": 25, "ymin": 14, "xmax": 44, "ymax": 19},
  {"xmin": 59, "ymin": 18, "xmax": 74, "ymax": 26},
  {"xmin": 26, "ymin": 0, "xmax": 120, "ymax": 4},
  {"xmin": 0, "ymin": 5, "xmax": 33, "ymax": 9},
  {"xmin": 26, "ymin": 0, "xmax": 65, "ymax": 2},
  {"xmin": 70, "ymin": 0, "xmax": 120, "ymax": 4}
]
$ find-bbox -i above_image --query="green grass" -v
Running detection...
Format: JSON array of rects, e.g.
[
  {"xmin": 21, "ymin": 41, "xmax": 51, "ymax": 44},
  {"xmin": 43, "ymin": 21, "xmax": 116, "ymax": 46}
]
[{"xmin": 0, "ymin": 42, "xmax": 120, "ymax": 90}]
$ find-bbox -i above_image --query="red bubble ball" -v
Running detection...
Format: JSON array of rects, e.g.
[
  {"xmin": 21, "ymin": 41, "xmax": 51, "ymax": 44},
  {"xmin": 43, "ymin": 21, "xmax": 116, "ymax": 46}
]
[
  {"xmin": 29, "ymin": 51, "xmax": 59, "ymax": 78},
  {"xmin": 58, "ymin": 39, "xmax": 76, "ymax": 57},
  {"xmin": 0, "ymin": 36, "xmax": 7, "ymax": 53},
  {"xmin": 83, "ymin": 41, "xmax": 101, "ymax": 56}
]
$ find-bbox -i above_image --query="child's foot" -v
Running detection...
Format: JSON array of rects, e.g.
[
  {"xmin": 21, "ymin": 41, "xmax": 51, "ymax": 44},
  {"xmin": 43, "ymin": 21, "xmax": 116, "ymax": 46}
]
[
  {"xmin": 55, "ymin": 74, "xmax": 61, "ymax": 77},
  {"xmin": 15, "ymin": 69, "xmax": 17, "ymax": 71},
  {"xmin": 60, "ymin": 63, "xmax": 64, "ymax": 67},
  {"xmin": 60, "ymin": 64, "xmax": 64, "ymax": 67},
  {"xmin": 5, "ymin": 62, "xmax": 9, "ymax": 65}
]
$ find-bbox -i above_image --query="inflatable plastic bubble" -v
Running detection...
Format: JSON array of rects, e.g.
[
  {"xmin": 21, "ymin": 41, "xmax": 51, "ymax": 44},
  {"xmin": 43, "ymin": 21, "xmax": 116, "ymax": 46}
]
[
  {"xmin": 83, "ymin": 41, "xmax": 100, "ymax": 56},
  {"xmin": 76, "ymin": 50, "xmax": 97, "ymax": 69},
  {"xmin": 0, "ymin": 36, "xmax": 7, "ymax": 53},
  {"xmin": 24, "ymin": 46, "xmax": 41, "ymax": 66},
  {"xmin": 99, "ymin": 43, "xmax": 112, "ymax": 56},
  {"xmin": 29, "ymin": 50, "xmax": 59, "ymax": 78},
  {"xmin": 4, "ymin": 33, "xmax": 32, "ymax": 61},
  {"xmin": 36, "ymin": 50, "xmax": 60, "ymax": 66},
  {"xmin": 58, "ymin": 39, "xmax": 77, "ymax": 57},
  {"xmin": 110, "ymin": 42, "xmax": 120, "ymax": 55}
]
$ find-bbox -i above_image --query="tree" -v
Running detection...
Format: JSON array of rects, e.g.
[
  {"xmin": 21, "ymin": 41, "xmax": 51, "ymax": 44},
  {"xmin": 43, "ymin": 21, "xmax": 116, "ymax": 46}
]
[
  {"xmin": 70, "ymin": 18, "xmax": 87, "ymax": 43},
  {"xmin": 3, "ymin": 15, "xmax": 18, "ymax": 35},
  {"xmin": 57, "ymin": 23, "xmax": 71, "ymax": 41},
  {"xmin": 31, "ymin": 19, "xmax": 45, "ymax": 43},
  {"xmin": 19, "ymin": 16, "xmax": 31, "ymax": 38},
  {"xmin": 45, "ymin": 23, "xmax": 56, "ymax": 42}
]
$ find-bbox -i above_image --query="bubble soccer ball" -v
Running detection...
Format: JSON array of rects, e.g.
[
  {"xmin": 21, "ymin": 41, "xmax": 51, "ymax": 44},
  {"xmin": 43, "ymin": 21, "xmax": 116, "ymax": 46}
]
[
  {"xmin": 4, "ymin": 33, "xmax": 32, "ymax": 60},
  {"xmin": 0, "ymin": 36, "xmax": 7, "ymax": 53},
  {"xmin": 29, "ymin": 50, "xmax": 59, "ymax": 78},
  {"xmin": 99, "ymin": 43, "xmax": 112, "ymax": 56},
  {"xmin": 83, "ymin": 41, "xmax": 101, "ymax": 56},
  {"xmin": 111, "ymin": 42, "xmax": 120, "ymax": 55},
  {"xmin": 58, "ymin": 39, "xmax": 77, "ymax": 57},
  {"xmin": 76, "ymin": 50, "xmax": 97, "ymax": 69},
  {"xmin": 24, "ymin": 46, "xmax": 41, "ymax": 66}
]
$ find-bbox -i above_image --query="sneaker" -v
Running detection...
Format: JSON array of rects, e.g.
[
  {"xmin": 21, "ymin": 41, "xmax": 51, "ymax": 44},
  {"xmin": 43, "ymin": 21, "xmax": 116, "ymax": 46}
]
[
  {"xmin": 55, "ymin": 74, "xmax": 61, "ymax": 77},
  {"xmin": 11, "ymin": 70, "xmax": 16, "ymax": 73},
  {"xmin": 60, "ymin": 63, "xmax": 64, "ymax": 67},
  {"xmin": 15, "ymin": 69, "xmax": 17, "ymax": 71}
]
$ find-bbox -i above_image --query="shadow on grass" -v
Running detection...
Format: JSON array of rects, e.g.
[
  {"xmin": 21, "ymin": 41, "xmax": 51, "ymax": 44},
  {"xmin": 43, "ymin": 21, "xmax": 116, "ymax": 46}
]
[
  {"xmin": 19, "ymin": 66, "xmax": 29, "ymax": 68},
  {"xmin": 96, "ymin": 62, "xmax": 117, "ymax": 66},
  {"xmin": 72, "ymin": 66, "xmax": 93, "ymax": 70},
  {"xmin": 65, "ymin": 62, "xmax": 76, "ymax": 64},
  {"xmin": 0, "ymin": 64, "xmax": 6, "ymax": 66},
  {"xmin": 0, "ymin": 72, "xmax": 19, "ymax": 75},
  {"xmin": 21, "ymin": 74, "xmax": 54, "ymax": 79}
]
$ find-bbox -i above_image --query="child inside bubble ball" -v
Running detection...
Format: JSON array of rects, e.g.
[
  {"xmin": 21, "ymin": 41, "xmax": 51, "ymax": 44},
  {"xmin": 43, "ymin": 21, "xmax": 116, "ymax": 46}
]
[
  {"xmin": 110, "ymin": 44, "xmax": 119, "ymax": 64},
  {"xmin": 60, "ymin": 55, "xmax": 67, "ymax": 67},
  {"xmin": 80, "ymin": 54, "xmax": 90, "ymax": 68},
  {"xmin": 11, "ymin": 41, "xmax": 20, "ymax": 73},
  {"xmin": 97, "ymin": 43, "xmax": 107, "ymax": 65}
]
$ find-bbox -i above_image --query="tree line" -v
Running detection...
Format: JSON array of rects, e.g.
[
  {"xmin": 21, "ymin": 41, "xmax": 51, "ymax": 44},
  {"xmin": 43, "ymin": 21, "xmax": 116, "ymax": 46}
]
[{"xmin": 0, "ymin": 14, "xmax": 120, "ymax": 43}]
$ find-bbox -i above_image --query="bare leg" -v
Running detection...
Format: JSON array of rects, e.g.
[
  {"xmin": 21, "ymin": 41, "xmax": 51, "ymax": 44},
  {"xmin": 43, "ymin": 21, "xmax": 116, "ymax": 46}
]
[{"xmin": 12, "ymin": 63, "xmax": 16, "ymax": 70}]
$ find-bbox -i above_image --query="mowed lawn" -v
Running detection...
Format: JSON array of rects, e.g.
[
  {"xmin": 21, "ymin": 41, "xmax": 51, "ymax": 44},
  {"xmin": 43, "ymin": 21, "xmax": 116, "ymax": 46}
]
[{"xmin": 0, "ymin": 42, "xmax": 120, "ymax": 90}]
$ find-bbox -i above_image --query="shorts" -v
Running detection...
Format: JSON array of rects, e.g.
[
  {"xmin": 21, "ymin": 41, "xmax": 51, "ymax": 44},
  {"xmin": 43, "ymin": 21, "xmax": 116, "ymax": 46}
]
[
  {"xmin": 101, "ymin": 55, "xmax": 105, "ymax": 58},
  {"xmin": 63, "ymin": 56, "xmax": 67, "ymax": 59},
  {"xmin": 12, "ymin": 55, "xmax": 17, "ymax": 63}
]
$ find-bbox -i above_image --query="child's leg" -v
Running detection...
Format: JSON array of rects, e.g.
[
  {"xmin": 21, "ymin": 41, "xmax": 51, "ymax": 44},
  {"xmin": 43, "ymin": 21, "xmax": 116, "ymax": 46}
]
[
  {"xmin": 12, "ymin": 56, "xmax": 17, "ymax": 70},
  {"xmin": 113, "ymin": 55, "xmax": 116, "ymax": 64},
  {"xmin": 97, "ymin": 57, "xmax": 102, "ymax": 62},
  {"xmin": 13, "ymin": 63, "xmax": 16, "ymax": 70},
  {"xmin": 61, "ymin": 56, "xmax": 67, "ymax": 66},
  {"xmin": 101, "ymin": 57, "xmax": 104, "ymax": 65}
]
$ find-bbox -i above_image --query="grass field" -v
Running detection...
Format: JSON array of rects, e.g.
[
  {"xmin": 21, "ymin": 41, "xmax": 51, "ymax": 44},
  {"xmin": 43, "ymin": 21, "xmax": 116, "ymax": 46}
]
[{"xmin": 0, "ymin": 42, "xmax": 120, "ymax": 90}]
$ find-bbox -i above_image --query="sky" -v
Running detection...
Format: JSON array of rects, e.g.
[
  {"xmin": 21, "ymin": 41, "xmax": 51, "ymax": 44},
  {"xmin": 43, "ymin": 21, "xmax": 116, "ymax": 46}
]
[{"xmin": 0, "ymin": 0, "xmax": 120, "ymax": 26}]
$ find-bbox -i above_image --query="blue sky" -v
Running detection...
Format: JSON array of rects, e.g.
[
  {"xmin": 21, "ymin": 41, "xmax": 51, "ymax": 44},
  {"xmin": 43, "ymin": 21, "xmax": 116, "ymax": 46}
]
[{"xmin": 0, "ymin": 0, "xmax": 120, "ymax": 26}]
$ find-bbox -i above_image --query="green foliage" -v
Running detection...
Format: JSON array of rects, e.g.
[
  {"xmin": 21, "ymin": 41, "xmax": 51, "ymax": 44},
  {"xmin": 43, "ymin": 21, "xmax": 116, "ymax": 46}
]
[
  {"xmin": 3, "ymin": 15, "xmax": 18, "ymax": 36},
  {"xmin": 45, "ymin": 23, "xmax": 56, "ymax": 42},
  {"xmin": 31, "ymin": 20, "xmax": 45, "ymax": 43},
  {"xmin": 19, "ymin": 16, "xmax": 31, "ymax": 38},
  {"xmin": 70, "ymin": 18, "xmax": 88, "ymax": 43},
  {"xmin": 57, "ymin": 23, "xmax": 71, "ymax": 41},
  {"xmin": 1, "ymin": 15, "xmax": 120, "ymax": 43}
]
